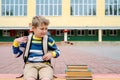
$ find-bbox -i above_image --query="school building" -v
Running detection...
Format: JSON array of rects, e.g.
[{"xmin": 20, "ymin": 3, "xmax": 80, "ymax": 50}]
[{"xmin": 0, "ymin": 0, "xmax": 120, "ymax": 42}]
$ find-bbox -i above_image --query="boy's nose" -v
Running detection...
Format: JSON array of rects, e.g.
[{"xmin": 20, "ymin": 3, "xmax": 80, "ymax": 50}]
[{"xmin": 43, "ymin": 30, "xmax": 47, "ymax": 33}]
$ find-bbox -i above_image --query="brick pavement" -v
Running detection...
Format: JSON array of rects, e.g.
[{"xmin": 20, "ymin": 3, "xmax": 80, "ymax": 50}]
[
  {"xmin": 53, "ymin": 46, "xmax": 120, "ymax": 74},
  {"xmin": 0, "ymin": 43, "xmax": 120, "ymax": 79}
]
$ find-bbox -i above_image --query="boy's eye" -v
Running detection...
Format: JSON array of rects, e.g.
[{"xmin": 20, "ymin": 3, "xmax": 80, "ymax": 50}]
[
  {"xmin": 40, "ymin": 28, "xmax": 44, "ymax": 30},
  {"xmin": 39, "ymin": 28, "xmax": 48, "ymax": 30},
  {"xmin": 45, "ymin": 28, "xmax": 48, "ymax": 30}
]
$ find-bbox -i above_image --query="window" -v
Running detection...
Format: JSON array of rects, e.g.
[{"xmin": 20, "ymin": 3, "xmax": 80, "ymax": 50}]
[
  {"xmin": 88, "ymin": 30, "xmax": 96, "ymax": 36},
  {"xmin": 105, "ymin": 0, "xmax": 120, "ymax": 16},
  {"xmin": 109, "ymin": 30, "xmax": 117, "ymax": 36},
  {"xmin": 2, "ymin": 30, "xmax": 10, "ymax": 36},
  {"xmin": 77, "ymin": 30, "xmax": 86, "ymax": 36},
  {"xmin": 16, "ymin": 30, "xmax": 25, "ymax": 37},
  {"xmin": 56, "ymin": 30, "xmax": 63, "ymax": 36},
  {"xmin": 68, "ymin": 30, "xmax": 75, "ymax": 36},
  {"xmin": 36, "ymin": 0, "xmax": 62, "ymax": 16},
  {"xmin": 102, "ymin": 30, "xmax": 107, "ymax": 36},
  {"xmin": 1, "ymin": 0, "xmax": 27, "ymax": 16},
  {"xmin": 70, "ymin": 0, "xmax": 96, "ymax": 16}
]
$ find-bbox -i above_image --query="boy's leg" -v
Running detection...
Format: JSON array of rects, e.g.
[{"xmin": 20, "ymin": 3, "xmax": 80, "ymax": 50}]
[
  {"xmin": 24, "ymin": 63, "xmax": 38, "ymax": 80},
  {"xmin": 39, "ymin": 65, "xmax": 53, "ymax": 80},
  {"xmin": 41, "ymin": 78, "xmax": 51, "ymax": 80},
  {"xmin": 25, "ymin": 77, "xmax": 36, "ymax": 80}
]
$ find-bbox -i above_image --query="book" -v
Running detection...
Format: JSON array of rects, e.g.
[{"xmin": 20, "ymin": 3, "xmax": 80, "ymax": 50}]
[
  {"xmin": 66, "ymin": 65, "xmax": 90, "ymax": 71},
  {"xmin": 66, "ymin": 68, "xmax": 88, "ymax": 71},
  {"xmin": 66, "ymin": 71, "xmax": 92, "ymax": 77},
  {"xmin": 65, "ymin": 65, "xmax": 92, "ymax": 80},
  {"xmin": 67, "ymin": 65, "xmax": 88, "ymax": 69},
  {"xmin": 66, "ymin": 76, "xmax": 92, "ymax": 80}
]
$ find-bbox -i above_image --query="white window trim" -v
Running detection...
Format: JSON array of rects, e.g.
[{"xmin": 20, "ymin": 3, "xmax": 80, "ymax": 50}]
[
  {"xmin": 56, "ymin": 30, "xmax": 63, "ymax": 36},
  {"xmin": 77, "ymin": 30, "xmax": 86, "ymax": 36},
  {"xmin": 0, "ymin": 0, "xmax": 1, "ymax": 16},
  {"xmin": 36, "ymin": 0, "xmax": 62, "ymax": 16},
  {"xmin": 88, "ymin": 30, "xmax": 96, "ymax": 36},
  {"xmin": 68, "ymin": 30, "xmax": 75, "ymax": 36},
  {"xmin": 71, "ymin": 0, "xmax": 96, "ymax": 16},
  {"xmin": 1, "ymin": 0, "xmax": 27, "ymax": 16},
  {"xmin": 109, "ymin": 30, "xmax": 118, "ymax": 36},
  {"xmin": 2, "ymin": 30, "xmax": 10, "ymax": 37},
  {"xmin": 105, "ymin": 0, "xmax": 120, "ymax": 16},
  {"xmin": 102, "ymin": 30, "xmax": 107, "ymax": 36}
]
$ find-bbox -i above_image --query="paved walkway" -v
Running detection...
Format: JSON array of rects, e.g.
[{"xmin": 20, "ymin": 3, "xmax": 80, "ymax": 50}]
[
  {"xmin": 0, "ymin": 74, "xmax": 120, "ymax": 80},
  {"xmin": 0, "ymin": 43, "xmax": 120, "ymax": 79}
]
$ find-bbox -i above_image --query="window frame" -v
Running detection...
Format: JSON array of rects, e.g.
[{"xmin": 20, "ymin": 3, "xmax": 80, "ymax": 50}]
[
  {"xmin": 2, "ymin": 30, "xmax": 10, "ymax": 37},
  {"xmin": 77, "ymin": 30, "xmax": 86, "ymax": 36},
  {"xmin": 36, "ymin": 0, "xmax": 62, "ymax": 16},
  {"xmin": 68, "ymin": 30, "xmax": 75, "ymax": 36},
  {"xmin": 88, "ymin": 30, "xmax": 96, "ymax": 36},
  {"xmin": 56, "ymin": 30, "xmax": 63, "ymax": 36},
  {"xmin": 109, "ymin": 30, "xmax": 118, "ymax": 36},
  {"xmin": 1, "ymin": 0, "xmax": 27, "ymax": 16},
  {"xmin": 105, "ymin": 0, "xmax": 120, "ymax": 16},
  {"xmin": 70, "ymin": 0, "xmax": 96, "ymax": 16},
  {"xmin": 102, "ymin": 30, "xmax": 107, "ymax": 36}
]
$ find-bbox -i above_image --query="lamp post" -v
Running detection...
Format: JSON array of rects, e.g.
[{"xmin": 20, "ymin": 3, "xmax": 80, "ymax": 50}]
[{"xmin": 63, "ymin": 29, "xmax": 69, "ymax": 42}]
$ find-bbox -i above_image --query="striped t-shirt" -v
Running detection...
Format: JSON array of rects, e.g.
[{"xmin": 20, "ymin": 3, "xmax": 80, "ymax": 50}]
[{"xmin": 12, "ymin": 35, "xmax": 60, "ymax": 63}]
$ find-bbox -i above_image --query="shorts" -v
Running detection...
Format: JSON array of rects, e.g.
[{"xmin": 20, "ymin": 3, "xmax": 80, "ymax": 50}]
[{"xmin": 23, "ymin": 62, "xmax": 53, "ymax": 80}]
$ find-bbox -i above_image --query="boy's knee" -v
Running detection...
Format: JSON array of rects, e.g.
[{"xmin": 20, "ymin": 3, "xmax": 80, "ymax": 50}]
[
  {"xmin": 41, "ymin": 78, "xmax": 51, "ymax": 80},
  {"xmin": 25, "ymin": 77, "xmax": 36, "ymax": 80}
]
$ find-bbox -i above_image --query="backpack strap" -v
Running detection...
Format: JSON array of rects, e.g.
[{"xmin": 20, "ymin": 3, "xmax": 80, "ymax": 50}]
[
  {"xmin": 42, "ymin": 35, "xmax": 51, "ymax": 63},
  {"xmin": 42, "ymin": 35, "xmax": 48, "ymax": 55},
  {"xmin": 23, "ymin": 33, "xmax": 33, "ymax": 63}
]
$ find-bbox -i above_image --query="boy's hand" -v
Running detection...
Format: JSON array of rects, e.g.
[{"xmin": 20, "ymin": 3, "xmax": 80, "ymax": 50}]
[
  {"xmin": 42, "ymin": 52, "xmax": 53, "ymax": 61},
  {"xmin": 15, "ymin": 36, "xmax": 28, "ymax": 43}
]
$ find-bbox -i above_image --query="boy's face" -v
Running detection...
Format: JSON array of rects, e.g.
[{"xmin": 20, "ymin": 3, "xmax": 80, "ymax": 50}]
[{"xmin": 32, "ymin": 24, "xmax": 48, "ymax": 38}]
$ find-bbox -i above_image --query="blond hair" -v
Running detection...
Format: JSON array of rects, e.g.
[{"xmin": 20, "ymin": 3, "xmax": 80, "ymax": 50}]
[{"xmin": 32, "ymin": 16, "xmax": 49, "ymax": 27}]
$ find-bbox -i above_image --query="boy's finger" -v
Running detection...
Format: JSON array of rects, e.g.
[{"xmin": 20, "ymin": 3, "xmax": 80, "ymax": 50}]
[
  {"xmin": 43, "ymin": 56, "xmax": 50, "ymax": 61},
  {"xmin": 42, "ymin": 56, "xmax": 47, "ymax": 60}
]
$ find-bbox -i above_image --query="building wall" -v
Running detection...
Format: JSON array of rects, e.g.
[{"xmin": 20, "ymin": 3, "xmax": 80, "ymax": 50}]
[
  {"xmin": 0, "ymin": 0, "xmax": 120, "ymax": 27},
  {"xmin": 0, "ymin": 0, "xmax": 120, "ymax": 42}
]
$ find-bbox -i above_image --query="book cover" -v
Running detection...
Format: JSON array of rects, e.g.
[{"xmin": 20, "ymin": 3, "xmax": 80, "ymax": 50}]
[
  {"xmin": 66, "ymin": 71, "xmax": 92, "ymax": 77},
  {"xmin": 66, "ymin": 76, "xmax": 92, "ymax": 80},
  {"xmin": 67, "ymin": 65, "xmax": 88, "ymax": 69}
]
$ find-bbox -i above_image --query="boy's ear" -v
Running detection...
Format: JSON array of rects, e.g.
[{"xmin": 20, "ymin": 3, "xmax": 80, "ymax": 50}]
[{"xmin": 31, "ymin": 26, "xmax": 35, "ymax": 30}]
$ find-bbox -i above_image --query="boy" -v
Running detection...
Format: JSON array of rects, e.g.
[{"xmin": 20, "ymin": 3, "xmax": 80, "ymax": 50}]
[{"xmin": 12, "ymin": 16, "xmax": 60, "ymax": 80}]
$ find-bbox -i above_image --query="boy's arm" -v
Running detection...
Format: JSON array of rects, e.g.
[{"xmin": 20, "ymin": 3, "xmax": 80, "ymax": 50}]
[
  {"xmin": 48, "ymin": 37, "xmax": 60, "ymax": 58},
  {"xmin": 12, "ymin": 37, "xmax": 27, "ymax": 58}
]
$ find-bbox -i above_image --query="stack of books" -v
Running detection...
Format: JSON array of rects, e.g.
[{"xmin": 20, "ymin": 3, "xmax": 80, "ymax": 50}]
[{"xmin": 65, "ymin": 65, "xmax": 92, "ymax": 80}]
